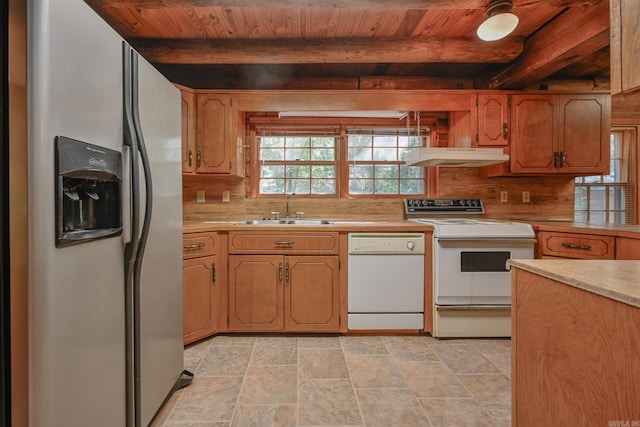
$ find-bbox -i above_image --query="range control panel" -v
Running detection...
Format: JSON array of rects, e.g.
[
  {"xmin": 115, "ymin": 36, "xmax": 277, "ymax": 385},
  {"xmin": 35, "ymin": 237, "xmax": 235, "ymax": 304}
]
[{"xmin": 404, "ymin": 198, "xmax": 485, "ymax": 217}]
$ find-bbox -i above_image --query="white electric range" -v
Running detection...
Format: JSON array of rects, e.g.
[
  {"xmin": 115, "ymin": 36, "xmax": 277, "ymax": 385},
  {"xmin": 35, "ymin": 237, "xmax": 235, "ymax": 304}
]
[{"xmin": 404, "ymin": 198, "xmax": 535, "ymax": 338}]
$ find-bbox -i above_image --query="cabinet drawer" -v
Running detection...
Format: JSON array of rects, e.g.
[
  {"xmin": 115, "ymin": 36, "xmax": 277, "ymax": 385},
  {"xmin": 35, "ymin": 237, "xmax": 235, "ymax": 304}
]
[
  {"xmin": 183, "ymin": 232, "xmax": 217, "ymax": 259},
  {"xmin": 229, "ymin": 231, "xmax": 339, "ymax": 254},
  {"xmin": 538, "ymin": 231, "xmax": 614, "ymax": 260}
]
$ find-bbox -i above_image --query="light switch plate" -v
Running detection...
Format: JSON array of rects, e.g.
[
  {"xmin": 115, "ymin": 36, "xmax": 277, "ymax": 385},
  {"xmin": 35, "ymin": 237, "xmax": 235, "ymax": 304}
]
[
  {"xmin": 500, "ymin": 191, "xmax": 508, "ymax": 203},
  {"xmin": 522, "ymin": 191, "xmax": 530, "ymax": 203},
  {"xmin": 222, "ymin": 190, "xmax": 230, "ymax": 202}
]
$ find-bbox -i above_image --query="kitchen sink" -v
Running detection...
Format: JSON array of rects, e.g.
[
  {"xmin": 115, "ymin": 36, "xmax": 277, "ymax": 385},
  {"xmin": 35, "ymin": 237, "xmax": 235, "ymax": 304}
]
[{"xmin": 235, "ymin": 219, "xmax": 333, "ymax": 226}]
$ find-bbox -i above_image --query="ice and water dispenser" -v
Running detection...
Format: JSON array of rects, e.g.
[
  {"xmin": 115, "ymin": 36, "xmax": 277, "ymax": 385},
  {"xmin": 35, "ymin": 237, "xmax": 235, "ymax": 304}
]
[{"xmin": 55, "ymin": 136, "xmax": 122, "ymax": 247}]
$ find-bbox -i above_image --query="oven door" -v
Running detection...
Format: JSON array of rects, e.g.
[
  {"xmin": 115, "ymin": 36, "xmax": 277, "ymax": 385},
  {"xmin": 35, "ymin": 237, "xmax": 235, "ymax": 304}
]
[{"xmin": 434, "ymin": 238, "xmax": 534, "ymax": 305}]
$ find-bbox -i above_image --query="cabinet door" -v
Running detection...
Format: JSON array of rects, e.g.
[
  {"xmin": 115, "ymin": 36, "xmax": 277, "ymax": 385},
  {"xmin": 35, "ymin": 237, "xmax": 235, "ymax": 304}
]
[
  {"xmin": 558, "ymin": 95, "xmax": 610, "ymax": 175},
  {"xmin": 228, "ymin": 255, "xmax": 284, "ymax": 331},
  {"xmin": 181, "ymin": 90, "xmax": 196, "ymax": 174},
  {"xmin": 611, "ymin": 0, "xmax": 640, "ymax": 95},
  {"xmin": 196, "ymin": 94, "xmax": 232, "ymax": 174},
  {"xmin": 183, "ymin": 256, "xmax": 217, "ymax": 344},
  {"xmin": 616, "ymin": 237, "xmax": 640, "ymax": 260},
  {"xmin": 509, "ymin": 95, "xmax": 557, "ymax": 173},
  {"xmin": 285, "ymin": 256, "xmax": 340, "ymax": 333},
  {"xmin": 477, "ymin": 93, "xmax": 509, "ymax": 146}
]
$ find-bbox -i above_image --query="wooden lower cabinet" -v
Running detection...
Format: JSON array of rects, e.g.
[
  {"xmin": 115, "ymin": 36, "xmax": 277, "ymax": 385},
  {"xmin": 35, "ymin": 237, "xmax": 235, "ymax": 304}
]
[
  {"xmin": 616, "ymin": 237, "xmax": 640, "ymax": 260},
  {"xmin": 537, "ymin": 231, "xmax": 615, "ymax": 259},
  {"xmin": 183, "ymin": 256, "xmax": 217, "ymax": 344},
  {"xmin": 183, "ymin": 231, "xmax": 226, "ymax": 345},
  {"xmin": 511, "ymin": 267, "xmax": 640, "ymax": 425},
  {"xmin": 228, "ymin": 255, "xmax": 340, "ymax": 332}
]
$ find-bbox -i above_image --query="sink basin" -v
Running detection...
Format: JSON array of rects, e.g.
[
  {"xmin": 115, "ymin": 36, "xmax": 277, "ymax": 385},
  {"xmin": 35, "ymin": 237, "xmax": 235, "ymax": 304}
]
[{"xmin": 235, "ymin": 219, "xmax": 333, "ymax": 226}]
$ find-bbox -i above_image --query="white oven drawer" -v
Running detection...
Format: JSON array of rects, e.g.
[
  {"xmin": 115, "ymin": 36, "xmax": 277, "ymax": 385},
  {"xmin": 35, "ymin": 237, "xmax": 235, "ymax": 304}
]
[{"xmin": 434, "ymin": 239, "xmax": 533, "ymax": 305}]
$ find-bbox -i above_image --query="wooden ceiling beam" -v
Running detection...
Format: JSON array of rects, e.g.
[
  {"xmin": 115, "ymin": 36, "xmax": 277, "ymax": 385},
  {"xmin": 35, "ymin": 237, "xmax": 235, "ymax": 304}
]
[
  {"xmin": 134, "ymin": 36, "xmax": 523, "ymax": 65},
  {"xmin": 86, "ymin": 0, "xmax": 604, "ymax": 9},
  {"xmin": 479, "ymin": 1, "xmax": 610, "ymax": 89}
]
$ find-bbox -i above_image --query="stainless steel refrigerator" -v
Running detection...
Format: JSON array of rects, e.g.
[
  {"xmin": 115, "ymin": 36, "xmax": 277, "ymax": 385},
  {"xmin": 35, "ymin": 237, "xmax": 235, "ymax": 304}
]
[{"xmin": 28, "ymin": 0, "xmax": 188, "ymax": 425}]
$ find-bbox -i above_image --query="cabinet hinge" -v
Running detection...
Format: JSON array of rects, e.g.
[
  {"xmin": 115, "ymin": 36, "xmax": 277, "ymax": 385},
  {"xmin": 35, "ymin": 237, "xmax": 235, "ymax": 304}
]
[
  {"xmin": 475, "ymin": 133, "xmax": 479, "ymax": 142},
  {"xmin": 475, "ymin": 97, "xmax": 478, "ymax": 106},
  {"xmin": 212, "ymin": 262, "xmax": 216, "ymax": 282},
  {"xmin": 508, "ymin": 97, "xmax": 512, "ymax": 107},
  {"xmin": 230, "ymin": 98, "xmax": 233, "ymax": 107},
  {"xmin": 229, "ymin": 161, "xmax": 233, "ymax": 170}
]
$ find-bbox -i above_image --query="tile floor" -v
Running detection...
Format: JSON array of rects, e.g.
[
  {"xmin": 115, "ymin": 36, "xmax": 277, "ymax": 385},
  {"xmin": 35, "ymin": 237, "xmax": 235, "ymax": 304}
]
[{"xmin": 152, "ymin": 334, "xmax": 512, "ymax": 427}]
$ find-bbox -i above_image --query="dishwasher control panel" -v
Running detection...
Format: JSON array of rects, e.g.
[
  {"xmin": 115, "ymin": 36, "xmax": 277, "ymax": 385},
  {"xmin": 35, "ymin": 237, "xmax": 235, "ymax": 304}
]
[{"xmin": 348, "ymin": 233, "xmax": 425, "ymax": 255}]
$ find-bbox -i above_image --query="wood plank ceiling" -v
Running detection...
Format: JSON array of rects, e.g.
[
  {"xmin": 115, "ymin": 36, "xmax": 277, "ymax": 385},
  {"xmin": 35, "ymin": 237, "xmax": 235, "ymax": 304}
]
[{"xmin": 85, "ymin": 0, "xmax": 610, "ymax": 91}]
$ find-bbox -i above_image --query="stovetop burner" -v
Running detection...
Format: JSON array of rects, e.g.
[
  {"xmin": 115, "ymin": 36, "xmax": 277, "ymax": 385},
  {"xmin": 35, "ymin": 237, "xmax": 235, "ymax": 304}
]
[{"xmin": 404, "ymin": 198, "xmax": 535, "ymax": 239}]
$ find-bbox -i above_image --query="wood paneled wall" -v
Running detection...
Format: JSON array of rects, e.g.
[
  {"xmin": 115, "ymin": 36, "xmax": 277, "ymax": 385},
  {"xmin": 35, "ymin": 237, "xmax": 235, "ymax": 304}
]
[{"xmin": 183, "ymin": 169, "xmax": 575, "ymax": 221}]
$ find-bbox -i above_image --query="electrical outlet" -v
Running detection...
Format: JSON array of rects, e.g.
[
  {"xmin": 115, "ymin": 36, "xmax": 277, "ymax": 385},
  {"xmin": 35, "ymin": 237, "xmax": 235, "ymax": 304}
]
[
  {"xmin": 222, "ymin": 190, "xmax": 230, "ymax": 202},
  {"xmin": 196, "ymin": 190, "xmax": 205, "ymax": 203},
  {"xmin": 500, "ymin": 191, "xmax": 508, "ymax": 203},
  {"xmin": 522, "ymin": 191, "xmax": 530, "ymax": 203}
]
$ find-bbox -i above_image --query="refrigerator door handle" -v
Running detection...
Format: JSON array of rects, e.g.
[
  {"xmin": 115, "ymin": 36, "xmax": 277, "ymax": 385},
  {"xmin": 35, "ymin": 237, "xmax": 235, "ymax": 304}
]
[{"xmin": 122, "ymin": 41, "xmax": 141, "ymax": 427}]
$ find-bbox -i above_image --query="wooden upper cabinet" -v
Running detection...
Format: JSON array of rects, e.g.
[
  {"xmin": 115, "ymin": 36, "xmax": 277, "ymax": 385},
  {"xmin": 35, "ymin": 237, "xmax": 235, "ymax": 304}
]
[
  {"xmin": 181, "ymin": 89, "xmax": 196, "ymax": 174},
  {"xmin": 477, "ymin": 93, "xmax": 509, "ymax": 146},
  {"xmin": 196, "ymin": 94, "xmax": 232, "ymax": 174},
  {"xmin": 510, "ymin": 94, "xmax": 557, "ymax": 173},
  {"xmin": 611, "ymin": 0, "xmax": 640, "ymax": 95},
  {"xmin": 558, "ymin": 94, "xmax": 610, "ymax": 174},
  {"xmin": 508, "ymin": 93, "xmax": 609, "ymax": 175},
  {"xmin": 179, "ymin": 92, "xmax": 244, "ymax": 177}
]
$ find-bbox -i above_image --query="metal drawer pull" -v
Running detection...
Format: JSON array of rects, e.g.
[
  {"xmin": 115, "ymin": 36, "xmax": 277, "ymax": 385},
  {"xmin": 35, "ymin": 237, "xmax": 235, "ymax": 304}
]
[
  {"xmin": 561, "ymin": 242, "xmax": 592, "ymax": 250},
  {"xmin": 285, "ymin": 263, "xmax": 290, "ymax": 282},
  {"xmin": 184, "ymin": 243, "xmax": 205, "ymax": 249},
  {"xmin": 274, "ymin": 240, "xmax": 294, "ymax": 245},
  {"xmin": 278, "ymin": 262, "xmax": 283, "ymax": 281}
]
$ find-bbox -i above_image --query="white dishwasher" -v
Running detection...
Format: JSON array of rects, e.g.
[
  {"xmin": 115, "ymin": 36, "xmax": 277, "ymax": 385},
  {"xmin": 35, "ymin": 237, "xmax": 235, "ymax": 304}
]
[{"xmin": 347, "ymin": 233, "xmax": 425, "ymax": 330}]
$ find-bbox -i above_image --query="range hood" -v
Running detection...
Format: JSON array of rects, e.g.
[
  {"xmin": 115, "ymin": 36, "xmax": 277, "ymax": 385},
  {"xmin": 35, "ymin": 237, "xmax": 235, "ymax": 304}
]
[{"xmin": 405, "ymin": 147, "xmax": 509, "ymax": 167}]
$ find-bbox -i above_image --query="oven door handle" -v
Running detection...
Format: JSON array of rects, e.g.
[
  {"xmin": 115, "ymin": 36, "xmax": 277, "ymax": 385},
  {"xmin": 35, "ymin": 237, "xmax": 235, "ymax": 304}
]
[
  {"xmin": 436, "ymin": 238, "xmax": 537, "ymax": 244},
  {"xmin": 436, "ymin": 305, "xmax": 511, "ymax": 312}
]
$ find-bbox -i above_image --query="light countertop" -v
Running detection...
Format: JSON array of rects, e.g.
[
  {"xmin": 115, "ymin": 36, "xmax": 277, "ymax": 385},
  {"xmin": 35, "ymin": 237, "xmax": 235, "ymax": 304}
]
[{"xmin": 508, "ymin": 259, "xmax": 640, "ymax": 308}]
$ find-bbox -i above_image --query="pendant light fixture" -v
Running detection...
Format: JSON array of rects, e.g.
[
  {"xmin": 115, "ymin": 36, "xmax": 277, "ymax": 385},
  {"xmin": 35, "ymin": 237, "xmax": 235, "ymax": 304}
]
[{"xmin": 476, "ymin": 0, "xmax": 519, "ymax": 42}]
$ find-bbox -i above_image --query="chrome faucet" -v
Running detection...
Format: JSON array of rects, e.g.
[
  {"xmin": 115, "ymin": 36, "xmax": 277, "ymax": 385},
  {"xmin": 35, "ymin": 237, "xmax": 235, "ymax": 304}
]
[{"xmin": 285, "ymin": 192, "xmax": 296, "ymax": 219}]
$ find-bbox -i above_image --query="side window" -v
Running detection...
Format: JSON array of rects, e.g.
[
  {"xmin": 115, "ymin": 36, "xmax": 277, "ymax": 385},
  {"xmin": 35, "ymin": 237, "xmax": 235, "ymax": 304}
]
[{"xmin": 575, "ymin": 129, "xmax": 637, "ymax": 224}]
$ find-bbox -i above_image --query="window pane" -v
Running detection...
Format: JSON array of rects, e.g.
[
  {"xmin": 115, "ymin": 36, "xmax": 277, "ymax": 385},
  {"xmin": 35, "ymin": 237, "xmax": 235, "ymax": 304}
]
[
  {"xmin": 261, "ymin": 148, "xmax": 284, "ymax": 161},
  {"xmin": 375, "ymin": 165, "xmax": 399, "ymax": 179},
  {"xmin": 260, "ymin": 179, "xmax": 284, "ymax": 194},
  {"xmin": 311, "ymin": 137, "xmax": 334, "ymax": 147},
  {"xmin": 574, "ymin": 186, "xmax": 587, "ymax": 210},
  {"xmin": 373, "ymin": 135, "xmax": 397, "ymax": 147},
  {"xmin": 400, "ymin": 180, "xmax": 422, "ymax": 194},
  {"xmin": 286, "ymin": 165, "xmax": 310, "ymax": 178},
  {"xmin": 286, "ymin": 137, "xmax": 310, "ymax": 148},
  {"xmin": 348, "ymin": 147, "xmax": 372, "ymax": 161},
  {"xmin": 312, "ymin": 179, "xmax": 336, "ymax": 194},
  {"xmin": 285, "ymin": 148, "xmax": 309, "ymax": 161},
  {"xmin": 311, "ymin": 148, "xmax": 335, "ymax": 161},
  {"xmin": 574, "ymin": 211, "xmax": 587, "ymax": 222},
  {"xmin": 261, "ymin": 165, "xmax": 285, "ymax": 178},
  {"xmin": 375, "ymin": 180, "xmax": 398, "ymax": 194},
  {"xmin": 400, "ymin": 165, "xmax": 423, "ymax": 179},
  {"xmin": 350, "ymin": 164, "xmax": 373, "ymax": 178},
  {"xmin": 312, "ymin": 165, "xmax": 335, "ymax": 178},
  {"xmin": 287, "ymin": 180, "xmax": 310, "ymax": 193},
  {"xmin": 348, "ymin": 135, "xmax": 372, "ymax": 147},
  {"xmin": 350, "ymin": 179, "xmax": 373, "ymax": 194},
  {"xmin": 589, "ymin": 186, "xmax": 606, "ymax": 211}
]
